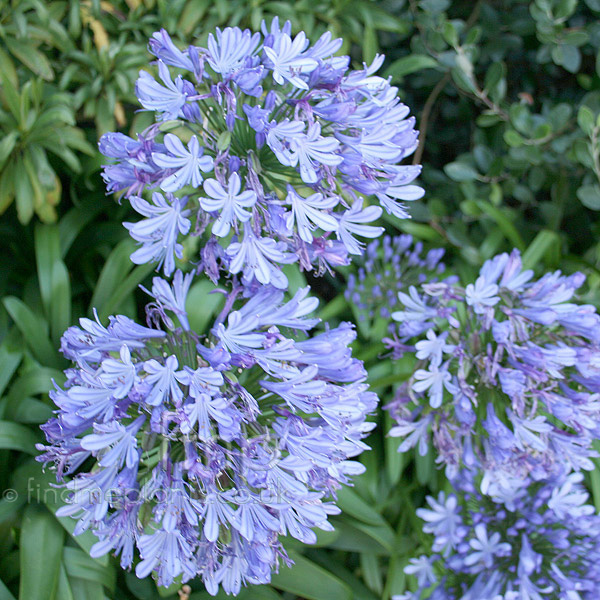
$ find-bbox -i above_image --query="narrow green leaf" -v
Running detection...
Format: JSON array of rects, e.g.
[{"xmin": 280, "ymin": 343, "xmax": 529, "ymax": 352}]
[
  {"xmin": 186, "ymin": 280, "xmax": 224, "ymax": 334},
  {"xmin": 62, "ymin": 547, "xmax": 115, "ymax": 591},
  {"xmin": 10, "ymin": 398, "xmax": 53, "ymax": 424},
  {"xmin": 89, "ymin": 239, "xmax": 136, "ymax": 317},
  {"xmin": 521, "ymin": 230, "xmax": 561, "ymax": 269},
  {"xmin": 336, "ymin": 487, "xmax": 387, "ymax": 527},
  {"xmin": 58, "ymin": 198, "xmax": 104, "ymax": 257},
  {"xmin": 34, "ymin": 224, "xmax": 61, "ymax": 319},
  {"xmin": 270, "ymin": 551, "xmax": 352, "ymax": 600},
  {"xmin": 415, "ymin": 447, "xmax": 434, "ymax": 486},
  {"xmin": 352, "ymin": 521, "xmax": 396, "ymax": 552},
  {"xmin": 50, "ymin": 261, "xmax": 71, "ymax": 344},
  {"xmin": 0, "ymin": 577, "xmax": 16, "ymax": 600},
  {"xmin": 5, "ymin": 39, "xmax": 54, "ymax": 80},
  {"xmin": 19, "ymin": 504, "xmax": 63, "ymax": 600},
  {"xmin": 362, "ymin": 26, "xmax": 378, "ymax": 64},
  {"xmin": 319, "ymin": 295, "xmax": 348, "ymax": 321},
  {"xmin": 13, "ymin": 159, "xmax": 34, "ymax": 224},
  {"xmin": 190, "ymin": 586, "xmax": 281, "ymax": 600},
  {"xmin": 475, "ymin": 200, "xmax": 526, "ymax": 251},
  {"xmin": 2, "ymin": 297, "xmax": 60, "ymax": 368},
  {"xmin": 385, "ymin": 411, "xmax": 405, "ymax": 486},
  {"xmin": 0, "ymin": 132, "xmax": 18, "ymax": 170},
  {"xmin": 98, "ymin": 263, "xmax": 155, "ymax": 321},
  {"xmin": 360, "ymin": 553, "xmax": 382, "ymax": 595},
  {"xmin": 67, "ymin": 578, "xmax": 104, "ymax": 600},
  {"xmin": 0, "ymin": 342, "xmax": 22, "ymax": 398},
  {"xmin": 55, "ymin": 565, "xmax": 74, "ymax": 600},
  {"xmin": 0, "ymin": 421, "xmax": 39, "ymax": 454}
]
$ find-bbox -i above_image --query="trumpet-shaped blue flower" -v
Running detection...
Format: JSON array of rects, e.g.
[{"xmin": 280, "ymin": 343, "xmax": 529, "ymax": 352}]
[
  {"xmin": 124, "ymin": 192, "xmax": 191, "ymax": 276},
  {"xmin": 406, "ymin": 470, "xmax": 600, "ymax": 599},
  {"xmin": 100, "ymin": 21, "xmax": 422, "ymax": 286},
  {"xmin": 386, "ymin": 248, "xmax": 600, "ymax": 495},
  {"xmin": 37, "ymin": 280, "xmax": 377, "ymax": 594},
  {"xmin": 200, "ymin": 173, "xmax": 257, "ymax": 237},
  {"xmin": 153, "ymin": 134, "xmax": 214, "ymax": 192}
]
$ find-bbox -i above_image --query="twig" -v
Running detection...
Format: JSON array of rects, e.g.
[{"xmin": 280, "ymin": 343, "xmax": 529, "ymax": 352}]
[{"xmin": 413, "ymin": 72, "xmax": 450, "ymax": 165}]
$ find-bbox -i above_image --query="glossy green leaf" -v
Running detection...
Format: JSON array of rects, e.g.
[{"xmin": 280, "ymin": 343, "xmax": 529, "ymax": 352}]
[
  {"xmin": 62, "ymin": 547, "xmax": 115, "ymax": 591},
  {"xmin": 0, "ymin": 577, "xmax": 16, "ymax": 600},
  {"xmin": 0, "ymin": 421, "xmax": 39, "ymax": 454},
  {"xmin": 475, "ymin": 200, "xmax": 526, "ymax": 251},
  {"xmin": 336, "ymin": 487, "xmax": 388, "ymax": 527},
  {"xmin": 386, "ymin": 54, "xmax": 438, "ymax": 80},
  {"xmin": 67, "ymin": 578, "xmax": 104, "ymax": 600},
  {"xmin": 577, "ymin": 184, "xmax": 600, "ymax": 210},
  {"xmin": 270, "ymin": 551, "xmax": 352, "ymax": 600},
  {"xmin": 521, "ymin": 230, "xmax": 561, "ymax": 269},
  {"xmin": 55, "ymin": 565, "xmax": 74, "ymax": 600},
  {"xmin": 19, "ymin": 504, "xmax": 63, "ymax": 600},
  {"xmin": 2, "ymin": 297, "xmax": 60, "ymax": 368},
  {"xmin": 444, "ymin": 162, "xmax": 479, "ymax": 182},
  {"xmin": 89, "ymin": 239, "xmax": 136, "ymax": 317},
  {"xmin": 186, "ymin": 279, "xmax": 224, "ymax": 334}
]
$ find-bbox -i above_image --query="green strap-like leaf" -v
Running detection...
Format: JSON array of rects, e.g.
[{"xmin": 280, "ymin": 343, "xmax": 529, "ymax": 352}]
[
  {"xmin": 270, "ymin": 550, "xmax": 352, "ymax": 600},
  {"xmin": 4, "ymin": 38, "xmax": 54, "ymax": 81},
  {"xmin": 62, "ymin": 547, "xmax": 115, "ymax": 591},
  {"xmin": 2, "ymin": 297, "xmax": 61, "ymax": 368},
  {"xmin": 0, "ymin": 421, "xmax": 39, "ymax": 455},
  {"xmin": 0, "ymin": 577, "xmax": 16, "ymax": 600},
  {"xmin": 19, "ymin": 504, "xmax": 64, "ymax": 600}
]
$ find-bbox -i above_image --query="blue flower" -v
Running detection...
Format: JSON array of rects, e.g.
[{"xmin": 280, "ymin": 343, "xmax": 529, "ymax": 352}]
[
  {"xmin": 226, "ymin": 226, "xmax": 291, "ymax": 288},
  {"xmin": 288, "ymin": 122, "xmax": 342, "ymax": 183},
  {"xmin": 465, "ymin": 276, "xmax": 500, "ymax": 314},
  {"xmin": 124, "ymin": 192, "xmax": 191, "ymax": 276},
  {"xmin": 149, "ymin": 29, "xmax": 194, "ymax": 70},
  {"xmin": 102, "ymin": 23, "xmax": 423, "ymax": 284},
  {"xmin": 386, "ymin": 248, "xmax": 600, "ymax": 492},
  {"xmin": 336, "ymin": 198, "xmax": 384, "ymax": 255},
  {"xmin": 135, "ymin": 61, "xmax": 192, "ymax": 120},
  {"xmin": 153, "ymin": 134, "xmax": 214, "ymax": 192},
  {"xmin": 285, "ymin": 186, "xmax": 339, "ymax": 243},
  {"xmin": 206, "ymin": 27, "xmax": 261, "ymax": 76},
  {"xmin": 263, "ymin": 31, "xmax": 318, "ymax": 89},
  {"xmin": 144, "ymin": 269, "xmax": 194, "ymax": 331},
  {"xmin": 38, "ymin": 281, "xmax": 377, "ymax": 593},
  {"xmin": 406, "ymin": 470, "xmax": 600, "ymax": 599},
  {"xmin": 200, "ymin": 173, "xmax": 257, "ymax": 237}
]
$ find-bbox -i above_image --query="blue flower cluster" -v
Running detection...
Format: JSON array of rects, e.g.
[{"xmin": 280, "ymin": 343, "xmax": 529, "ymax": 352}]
[
  {"xmin": 344, "ymin": 234, "xmax": 450, "ymax": 331},
  {"xmin": 385, "ymin": 249, "xmax": 600, "ymax": 496},
  {"xmin": 396, "ymin": 470, "xmax": 600, "ymax": 599},
  {"xmin": 100, "ymin": 20, "xmax": 422, "ymax": 288},
  {"xmin": 37, "ymin": 273, "xmax": 375, "ymax": 593}
]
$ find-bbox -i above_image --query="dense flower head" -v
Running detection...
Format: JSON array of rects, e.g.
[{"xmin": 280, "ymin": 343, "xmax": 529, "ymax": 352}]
[
  {"xmin": 99, "ymin": 20, "xmax": 422, "ymax": 286},
  {"xmin": 37, "ymin": 273, "xmax": 377, "ymax": 594},
  {"xmin": 400, "ymin": 470, "xmax": 600, "ymax": 599},
  {"xmin": 344, "ymin": 234, "xmax": 451, "ymax": 332},
  {"xmin": 385, "ymin": 248, "xmax": 600, "ymax": 495}
]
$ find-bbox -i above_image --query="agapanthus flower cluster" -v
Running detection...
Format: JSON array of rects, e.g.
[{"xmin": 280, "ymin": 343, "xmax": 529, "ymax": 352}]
[
  {"xmin": 385, "ymin": 248, "xmax": 600, "ymax": 495},
  {"xmin": 37, "ymin": 273, "xmax": 376, "ymax": 594},
  {"xmin": 398, "ymin": 470, "xmax": 600, "ymax": 599},
  {"xmin": 100, "ymin": 20, "xmax": 422, "ymax": 288},
  {"xmin": 344, "ymin": 234, "xmax": 450, "ymax": 330}
]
